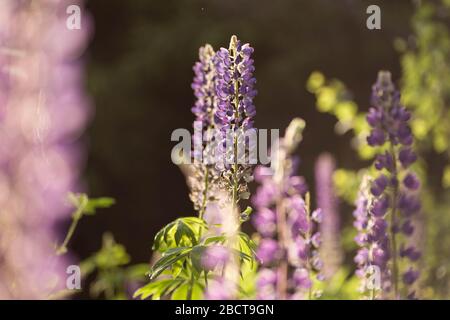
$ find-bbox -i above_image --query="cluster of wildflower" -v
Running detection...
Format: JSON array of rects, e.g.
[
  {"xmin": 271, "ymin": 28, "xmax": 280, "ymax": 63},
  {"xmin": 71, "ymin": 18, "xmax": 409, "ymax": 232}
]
[
  {"xmin": 0, "ymin": 0, "xmax": 90, "ymax": 298},
  {"xmin": 252, "ymin": 119, "xmax": 323, "ymax": 300},
  {"xmin": 356, "ymin": 71, "xmax": 421, "ymax": 299},
  {"xmin": 314, "ymin": 153, "xmax": 342, "ymax": 279}
]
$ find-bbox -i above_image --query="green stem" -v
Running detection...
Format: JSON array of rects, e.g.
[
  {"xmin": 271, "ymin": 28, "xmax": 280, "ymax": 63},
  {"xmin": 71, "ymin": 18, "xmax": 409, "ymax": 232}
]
[
  {"xmin": 56, "ymin": 204, "xmax": 85, "ymax": 255},
  {"xmin": 187, "ymin": 271, "xmax": 195, "ymax": 300},
  {"xmin": 305, "ymin": 193, "xmax": 314, "ymax": 300},
  {"xmin": 389, "ymin": 143, "xmax": 400, "ymax": 299},
  {"xmin": 231, "ymin": 41, "xmax": 240, "ymax": 212},
  {"xmin": 204, "ymin": 272, "xmax": 208, "ymax": 289},
  {"xmin": 199, "ymin": 167, "xmax": 209, "ymax": 220},
  {"xmin": 371, "ymin": 286, "xmax": 376, "ymax": 300}
]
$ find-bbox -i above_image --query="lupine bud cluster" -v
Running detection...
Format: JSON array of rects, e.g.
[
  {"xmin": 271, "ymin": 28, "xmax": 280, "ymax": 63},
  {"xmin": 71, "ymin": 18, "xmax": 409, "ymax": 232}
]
[
  {"xmin": 252, "ymin": 119, "xmax": 323, "ymax": 300},
  {"xmin": 0, "ymin": 0, "xmax": 90, "ymax": 298},
  {"xmin": 355, "ymin": 71, "xmax": 421, "ymax": 299}
]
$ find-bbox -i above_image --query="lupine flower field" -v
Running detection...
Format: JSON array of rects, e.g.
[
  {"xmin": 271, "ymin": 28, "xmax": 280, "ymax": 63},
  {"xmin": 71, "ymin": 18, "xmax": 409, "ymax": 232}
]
[{"xmin": 1, "ymin": 0, "xmax": 450, "ymax": 301}]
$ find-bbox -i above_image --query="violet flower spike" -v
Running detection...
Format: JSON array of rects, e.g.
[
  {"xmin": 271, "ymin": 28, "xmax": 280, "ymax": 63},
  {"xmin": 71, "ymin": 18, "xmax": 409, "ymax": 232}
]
[
  {"xmin": 214, "ymin": 35, "xmax": 257, "ymax": 206},
  {"xmin": 363, "ymin": 71, "xmax": 422, "ymax": 299},
  {"xmin": 188, "ymin": 44, "xmax": 220, "ymax": 218}
]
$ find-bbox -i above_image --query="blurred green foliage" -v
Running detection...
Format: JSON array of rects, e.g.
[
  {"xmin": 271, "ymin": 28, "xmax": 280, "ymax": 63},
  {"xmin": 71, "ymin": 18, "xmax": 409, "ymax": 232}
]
[
  {"xmin": 81, "ymin": 233, "xmax": 148, "ymax": 299},
  {"xmin": 57, "ymin": 193, "xmax": 115, "ymax": 255}
]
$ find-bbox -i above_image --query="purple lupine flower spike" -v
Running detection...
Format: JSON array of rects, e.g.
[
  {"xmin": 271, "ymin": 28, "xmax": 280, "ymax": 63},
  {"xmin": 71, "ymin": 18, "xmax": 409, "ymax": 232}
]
[
  {"xmin": 359, "ymin": 71, "xmax": 422, "ymax": 299},
  {"xmin": 192, "ymin": 44, "xmax": 216, "ymax": 128},
  {"xmin": 188, "ymin": 44, "xmax": 220, "ymax": 215},
  {"xmin": 214, "ymin": 35, "xmax": 256, "ymax": 204}
]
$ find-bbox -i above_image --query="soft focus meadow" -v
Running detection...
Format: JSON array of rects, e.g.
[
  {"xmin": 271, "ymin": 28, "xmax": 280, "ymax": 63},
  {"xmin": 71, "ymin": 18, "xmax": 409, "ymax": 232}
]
[{"xmin": 0, "ymin": 0, "xmax": 450, "ymax": 300}]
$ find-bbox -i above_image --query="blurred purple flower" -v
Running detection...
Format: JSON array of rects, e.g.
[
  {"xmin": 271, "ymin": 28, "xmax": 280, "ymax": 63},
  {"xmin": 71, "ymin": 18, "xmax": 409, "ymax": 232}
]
[
  {"xmin": 201, "ymin": 245, "xmax": 229, "ymax": 271},
  {"xmin": 0, "ymin": 0, "xmax": 91, "ymax": 298},
  {"xmin": 314, "ymin": 153, "xmax": 342, "ymax": 279}
]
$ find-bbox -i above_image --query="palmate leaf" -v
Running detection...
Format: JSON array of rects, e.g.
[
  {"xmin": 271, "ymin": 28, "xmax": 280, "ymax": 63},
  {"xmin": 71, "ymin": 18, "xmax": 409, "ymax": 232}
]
[
  {"xmin": 238, "ymin": 232, "xmax": 257, "ymax": 255},
  {"xmin": 233, "ymin": 249, "xmax": 253, "ymax": 263},
  {"xmin": 133, "ymin": 278, "xmax": 185, "ymax": 300},
  {"xmin": 237, "ymin": 232, "xmax": 257, "ymax": 268},
  {"xmin": 170, "ymin": 282, "xmax": 189, "ymax": 300},
  {"xmin": 190, "ymin": 245, "xmax": 207, "ymax": 274},
  {"xmin": 149, "ymin": 247, "xmax": 193, "ymax": 280},
  {"xmin": 203, "ymin": 235, "xmax": 226, "ymax": 245},
  {"xmin": 171, "ymin": 281, "xmax": 204, "ymax": 300},
  {"xmin": 152, "ymin": 217, "xmax": 207, "ymax": 251}
]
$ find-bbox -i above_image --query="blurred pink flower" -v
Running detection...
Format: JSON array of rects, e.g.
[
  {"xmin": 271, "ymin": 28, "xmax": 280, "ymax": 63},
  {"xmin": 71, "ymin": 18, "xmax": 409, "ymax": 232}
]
[{"xmin": 0, "ymin": 0, "xmax": 91, "ymax": 298}]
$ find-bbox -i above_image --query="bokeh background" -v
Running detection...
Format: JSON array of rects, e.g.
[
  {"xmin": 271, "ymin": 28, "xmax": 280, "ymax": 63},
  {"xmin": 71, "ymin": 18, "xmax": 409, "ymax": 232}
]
[{"xmin": 68, "ymin": 0, "xmax": 450, "ymax": 298}]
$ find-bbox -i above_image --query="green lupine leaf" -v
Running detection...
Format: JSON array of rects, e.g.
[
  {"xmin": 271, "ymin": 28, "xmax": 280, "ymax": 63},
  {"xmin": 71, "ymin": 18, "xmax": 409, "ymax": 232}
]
[
  {"xmin": 181, "ymin": 217, "xmax": 207, "ymax": 227},
  {"xmin": 233, "ymin": 249, "xmax": 253, "ymax": 263},
  {"xmin": 153, "ymin": 217, "xmax": 204, "ymax": 251},
  {"xmin": 152, "ymin": 228, "xmax": 165, "ymax": 251},
  {"xmin": 238, "ymin": 232, "xmax": 257, "ymax": 253},
  {"xmin": 191, "ymin": 282, "xmax": 204, "ymax": 300},
  {"xmin": 133, "ymin": 279, "xmax": 170, "ymax": 299},
  {"xmin": 171, "ymin": 260, "xmax": 184, "ymax": 278},
  {"xmin": 133, "ymin": 278, "xmax": 184, "ymax": 300},
  {"xmin": 175, "ymin": 220, "xmax": 198, "ymax": 246},
  {"xmin": 150, "ymin": 247, "xmax": 192, "ymax": 280},
  {"xmin": 84, "ymin": 197, "xmax": 116, "ymax": 215},
  {"xmin": 171, "ymin": 282, "xmax": 189, "ymax": 300},
  {"xmin": 190, "ymin": 245, "xmax": 207, "ymax": 274},
  {"xmin": 203, "ymin": 235, "xmax": 226, "ymax": 245},
  {"xmin": 174, "ymin": 223, "xmax": 183, "ymax": 246}
]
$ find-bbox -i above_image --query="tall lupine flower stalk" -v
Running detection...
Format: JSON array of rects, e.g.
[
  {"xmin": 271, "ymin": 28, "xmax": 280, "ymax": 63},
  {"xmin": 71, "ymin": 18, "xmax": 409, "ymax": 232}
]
[
  {"xmin": 362, "ymin": 71, "xmax": 422, "ymax": 299},
  {"xmin": 252, "ymin": 119, "xmax": 323, "ymax": 300},
  {"xmin": 314, "ymin": 153, "xmax": 342, "ymax": 279},
  {"xmin": 214, "ymin": 35, "xmax": 257, "ymax": 209},
  {"xmin": 0, "ymin": 0, "xmax": 90, "ymax": 298},
  {"xmin": 189, "ymin": 44, "xmax": 219, "ymax": 218}
]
